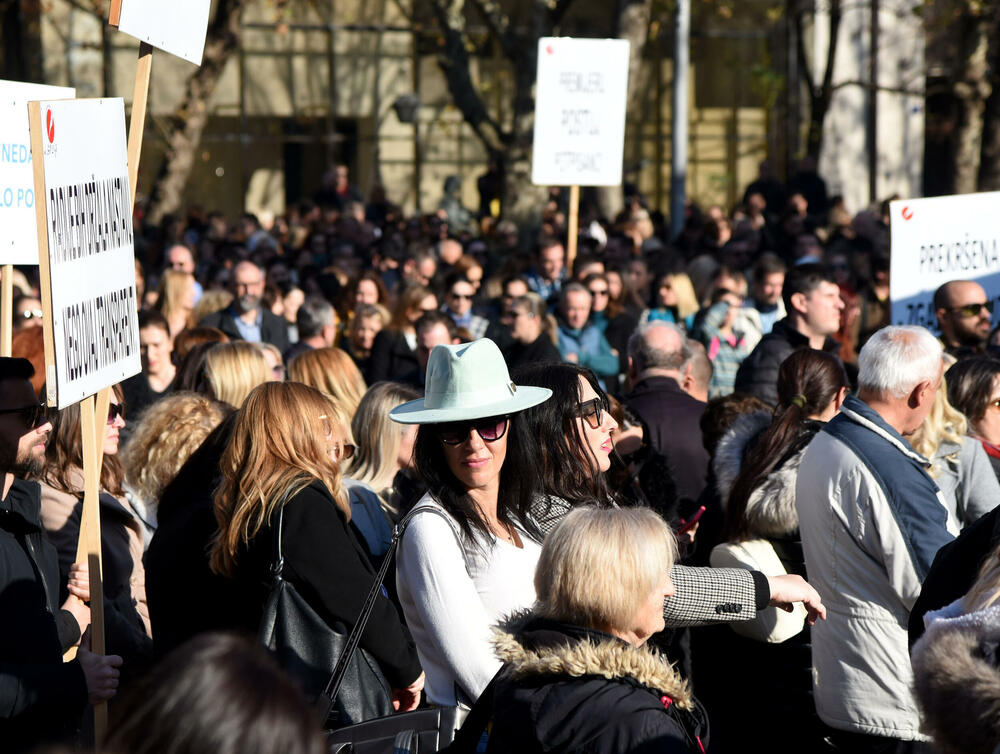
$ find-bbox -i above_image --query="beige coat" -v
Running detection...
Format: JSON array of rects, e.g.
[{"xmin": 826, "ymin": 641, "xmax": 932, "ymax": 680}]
[{"xmin": 38, "ymin": 469, "xmax": 151, "ymax": 637}]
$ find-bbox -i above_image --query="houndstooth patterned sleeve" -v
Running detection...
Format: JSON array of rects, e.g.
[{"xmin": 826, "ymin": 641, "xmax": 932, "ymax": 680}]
[{"xmin": 663, "ymin": 565, "xmax": 765, "ymax": 627}]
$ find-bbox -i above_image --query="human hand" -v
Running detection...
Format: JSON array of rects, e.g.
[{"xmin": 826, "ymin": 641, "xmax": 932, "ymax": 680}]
[
  {"xmin": 392, "ymin": 671, "xmax": 425, "ymax": 712},
  {"xmin": 77, "ymin": 627, "xmax": 123, "ymax": 703},
  {"xmin": 766, "ymin": 574, "xmax": 827, "ymax": 625},
  {"xmin": 67, "ymin": 561, "xmax": 90, "ymax": 602}
]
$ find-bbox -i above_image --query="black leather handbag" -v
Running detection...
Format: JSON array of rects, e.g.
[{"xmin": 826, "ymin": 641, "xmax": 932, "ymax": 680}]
[
  {"xmin": 258, "ymin": 502, "xmax": 394, "ymax": 729},
  {"xmin": 323, "ymin": 505, "xmax": 475, "ymax": 752}
]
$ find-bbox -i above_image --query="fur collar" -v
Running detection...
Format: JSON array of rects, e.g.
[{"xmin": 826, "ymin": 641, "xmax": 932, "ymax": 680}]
[
  {"xmin": 492, "ymin": 612, "xmax": 692, "ymax": 709},
  {"xmin": 713, "ymin": 411, "xmax": 814, "ymax": 538},
  {"xmin": 714, "ymin": 411, "xmax": 771, "ymax": 503},
  {"xmin": 912, "ymin": 606, "xmax": 1000, "ymax": 753}
]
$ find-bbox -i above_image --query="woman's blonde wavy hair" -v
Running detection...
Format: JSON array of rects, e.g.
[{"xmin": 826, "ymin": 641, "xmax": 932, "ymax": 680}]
[
  {"xmin": 121, "ymin": 392, "xmax": 232, "ymax": 507},
  {"xmin": 210, "ymin": 382, "xmax": 351, "ymax": 578},
  {"xmin": 204, "ymin": 341, "xmax": 272, "ymax": 408},
  {"xmin": 346, "ymin": 381, "xmax": 419, "ymax": 494},
  {"xmin": 963, "ymin": 545, "xmax": 1000, "ymax": 613},
  {"xmin": 287, "ymin": 347, "xmax": 367, "ymax": 419},
  {"xmin": 909, "ymin": 375, "xmax": 967, "ymax": 478}
]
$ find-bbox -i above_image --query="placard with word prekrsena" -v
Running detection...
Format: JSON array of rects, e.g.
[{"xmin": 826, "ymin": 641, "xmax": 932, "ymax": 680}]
[
  {"xmin": 889, "ymin": 192, "xmax": 1000, "ymax": 329},
  {"xmin": 30, "ymin": 98, "xmax": 140, "ymax": 408},
  {"xmin": 531, "ymin": 37, "xmax": 630, "ymax": 187},
  {"xmin": 0, "ymin": 81, "xmax": 74, "ymax": 264}
]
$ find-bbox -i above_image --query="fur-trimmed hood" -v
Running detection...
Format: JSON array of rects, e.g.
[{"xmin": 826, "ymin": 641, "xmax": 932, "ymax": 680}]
[
  {"xmin": 492, "ymin": 611, "xmax": 692, "ymax": 709},
  {"xmin": 912, "ymin": 604, "xmax": 1000, "ymax": 754},
  {"xmin": 714, "ymin": 411, "xmax": 817, "ymax": 538}
]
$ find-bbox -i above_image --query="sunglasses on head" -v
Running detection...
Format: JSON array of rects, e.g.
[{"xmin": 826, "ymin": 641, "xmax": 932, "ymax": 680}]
[
  {"xmin": 575, "ymin": 396, "xmax": 610, "ymax": 429},
  {"xmin": 950, "ymin": 301, "xmax": 994, "ymax": 318},
  {"xmin": 0, "ymin": 402, "xmax": 48, "ymax": 428},
  {"xmin": 437, "ymin": 416, "xmax": 509, "ymax": 445}
]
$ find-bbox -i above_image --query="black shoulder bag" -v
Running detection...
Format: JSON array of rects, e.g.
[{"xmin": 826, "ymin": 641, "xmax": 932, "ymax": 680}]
[
  {"xmin": 258, "ymin": 500, "xmax": 394, "ymax": 729},
  {"xmin": 325, "ymin": 504, "xmax": 486, "ymax": 753}
]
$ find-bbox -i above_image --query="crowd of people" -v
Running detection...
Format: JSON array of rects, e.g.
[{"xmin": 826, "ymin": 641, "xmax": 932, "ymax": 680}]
[{"xmin": 4, "ymin": 159, "xmax": 1000, "ymax": 753}]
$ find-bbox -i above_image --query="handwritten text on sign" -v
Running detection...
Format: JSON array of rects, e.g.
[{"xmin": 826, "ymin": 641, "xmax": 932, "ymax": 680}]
[
  {"xmin": 532, "ymin": 38, "xmax": 630, "ymax": 187},
  {"xmin": 890, "ymin": 192, "xmax": 1000, "ymax": 330},
  {"xmin": 0, "ymin": 80, "xmax": 75, "ymax": 265},
  {"xmin": 31, "ymin": 98, "xmax": 140, "ymax": 407}
]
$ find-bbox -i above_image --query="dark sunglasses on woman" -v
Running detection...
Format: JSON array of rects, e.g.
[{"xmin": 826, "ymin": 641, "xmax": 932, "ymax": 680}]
[
  {"xmin": 575, "ymin": 396, "xmax": 610, "ymax": 429},
  {"xmin": 107, "ymin": 402, "xmax": 125, "ymax": 425},
  {"xmin": 437, "ymin": 416, "xmax": 509, "ymax": 445}
]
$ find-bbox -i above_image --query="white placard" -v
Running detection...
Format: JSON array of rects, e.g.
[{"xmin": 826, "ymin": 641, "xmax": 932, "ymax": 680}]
[
  {"xmin": 31, "ymin": 98, "xmax": 141, "ymax": 407},
  {"xmin": 889, "ymin": 193, "xmax": 1000, "ymax": 330},
  {"xmin": 0, "ymin": 81, "xmax": 75, "ymax": 265},
  {"xmin": 117, "ymin": 0, "xmax": 210, "ymax": 65},
  {"xmin": 531, "ymin": 37, "xmax": 630, "ymax": 187}
]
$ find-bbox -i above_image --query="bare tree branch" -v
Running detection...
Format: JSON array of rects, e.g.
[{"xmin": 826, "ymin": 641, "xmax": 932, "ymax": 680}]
[{"xmin": 468, "ymin": 0, "xmax": 518, "ymax": 59}]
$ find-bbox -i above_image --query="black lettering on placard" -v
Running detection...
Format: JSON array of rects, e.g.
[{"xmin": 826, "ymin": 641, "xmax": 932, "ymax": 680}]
[
  {"xmin": 61, "ymin": 286, "xmax": 137, "ymax": 384},
  {"xmin": 47, "ymin": 175, "xmax": 133, "ymax": 264},
  {"xmin": 917, "ymin": 236, "xmax": 1000, "ymax": 275}
]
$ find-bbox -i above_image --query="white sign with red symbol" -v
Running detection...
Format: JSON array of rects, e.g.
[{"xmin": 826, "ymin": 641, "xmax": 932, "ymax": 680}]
[
  {"xmin": 116, "ymin": 0, "xmax": 210, "ymax": 65},
  {"xmin": 531, "ymin": 37, "xmax": 630, "ymax": 187},
  {"xmin": 29, "ymin": 98, "xmax": 140, "ymax": 407},
  {"xmin": 890, "ymin": 192, "xmax": 1000, "ymax": 329},
  {"xmin": 0, "ymin": 80, "xmax": 74, "ymax": 265}
]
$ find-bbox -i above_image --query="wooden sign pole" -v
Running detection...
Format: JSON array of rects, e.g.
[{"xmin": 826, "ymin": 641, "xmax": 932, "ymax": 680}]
[
  {"xmin": 127, "ymin": 42, "xmax": 153, "ymax": 206},
  {"xmin": 566, "ymin": 184, "xmax": 580, "ymax": 273},
  {"xmin": 0, "ymin": 264, "xmax": 12, "ymax": 357}
]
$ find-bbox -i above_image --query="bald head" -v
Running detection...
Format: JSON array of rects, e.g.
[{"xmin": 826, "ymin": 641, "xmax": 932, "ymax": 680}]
[
  {"xmin": 934, "ymin": 280, "xmax": 992, "ymax": 350},
  {"xmin": 628, "ymin": 321, "xmax": 692, "ymax": 380}
]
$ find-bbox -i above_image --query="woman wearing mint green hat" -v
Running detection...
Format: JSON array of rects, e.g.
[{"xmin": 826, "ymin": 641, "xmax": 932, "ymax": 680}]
[{"xmin": 390, "ymin": 338, "xmax": 551, "ymax": 707}]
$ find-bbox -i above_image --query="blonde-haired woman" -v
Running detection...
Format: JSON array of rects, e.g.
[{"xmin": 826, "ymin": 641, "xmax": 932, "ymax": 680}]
[
  {"xmin": 121, "ymin": 392, "xmax": 233, "ymax": 547},
  {"xmin": 203, "ymin": 341, "xmax": 271, "ymax": 408},
  {"xmin": 487, "ymin": 506, "xmax": 708, "ymax": 753},
  {"xmin": 287, "ymin": 347, "xmax": 367, "ymax": 419},
  {"xmin": 367, "ymin": 285, "xmax": 437, "ymax": 383},
  {"xmin": 155, "ymin": 269, "xmax": 197, "ymax": 337},
  {"xmin": 210, "ymin": 381, "xmax": 423, "ymax": 714},
  {"xmin": 640, "ymin": 271, "xmax": 699, "ymax": 330},
  {"xmin": 910, "ymin": 377, "xmax": 1000, "ymax": 529}
]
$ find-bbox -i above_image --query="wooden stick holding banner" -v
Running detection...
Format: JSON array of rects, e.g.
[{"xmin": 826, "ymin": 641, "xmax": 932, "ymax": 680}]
[
  {"xmin": 0, "ymin": 265, "xmax": 12, "ymax": 357},
  {"xmin": 126, "ymin": 42, "xmax": 153, "ymax": 206},
  {"xmin": 29, "ymin": 97, "xmax": 142, "ymax": 749},
  {"xmin": 566, "ymin": 185, "xmax": 580, "ymax": 273}
]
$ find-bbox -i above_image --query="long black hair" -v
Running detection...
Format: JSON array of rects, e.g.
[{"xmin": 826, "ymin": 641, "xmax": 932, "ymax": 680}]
[
  {"xmin": 722, "ymin": 348, "xmax": 848, "ymax": 543},
  {"xmin": 414, "ymin": 410, "xmax": 541, "ymax": 545},
  {"xmin": 511, "ymin": 363, "xmax": 611, "ymax": 507}
]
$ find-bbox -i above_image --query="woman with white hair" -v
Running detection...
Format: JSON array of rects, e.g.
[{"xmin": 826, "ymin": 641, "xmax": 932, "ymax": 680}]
[{"xmin": 487, "ymin": 507, "xmax": 708, "ymax": 753}]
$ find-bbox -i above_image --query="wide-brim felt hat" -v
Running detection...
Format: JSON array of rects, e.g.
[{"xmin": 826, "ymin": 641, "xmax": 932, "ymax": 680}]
[{"xmin": 389, "ymin": 338, "xmax": 551, "ymax": 424}]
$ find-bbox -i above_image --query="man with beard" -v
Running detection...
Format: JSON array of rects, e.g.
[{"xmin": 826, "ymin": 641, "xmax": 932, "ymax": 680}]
[
  {"xmin": 198, "ymin": 260, "xmax": 290, "ymax": 351},
  {"xmin": 934, "ymin": 280, "xmax": 994, "ymax": 359},
  {"xmin": 0, "ymin": 358, "xmax": 122, "ymax": 750}
]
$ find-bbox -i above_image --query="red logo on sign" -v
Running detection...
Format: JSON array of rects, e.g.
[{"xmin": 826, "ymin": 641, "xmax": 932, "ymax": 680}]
[
  {"xmin": 901, "ymin": 206, "xmax": 913, "ymax": 221},
  {"xmin": 545, "ymin": 44, "xmax": 554, "ymax": 55},
  {"xmin": 45, "ymin": 109, "xmax": 54, "ymax": 144}
]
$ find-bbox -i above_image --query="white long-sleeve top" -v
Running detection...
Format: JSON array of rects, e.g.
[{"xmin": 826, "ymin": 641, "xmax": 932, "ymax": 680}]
[{"xmin": 395, "ymin": 493, "xmax": 541, "ymax": 706}]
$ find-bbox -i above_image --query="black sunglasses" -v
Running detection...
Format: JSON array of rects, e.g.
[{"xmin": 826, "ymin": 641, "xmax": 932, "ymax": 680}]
[
  {"xmin": 437, "ymin": 416, "xmax": 509, "ymax": 445},
  {"xmin": 575, "ymin": 396, "xmax": 610, "ymax": 429},
  {"xmin": 949, "ymin": 301, "xmax": 994, "ymax": 318},
  {"xmin": 0, "ymin": 402, "xmax": 48, "ymax": 428},
  {"xmin": 107, "ymin": 402, "xmax": 125, "ymax": 425}
]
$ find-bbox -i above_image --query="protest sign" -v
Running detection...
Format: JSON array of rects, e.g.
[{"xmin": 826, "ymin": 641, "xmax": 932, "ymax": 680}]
[
  {"xmin": 0, "ymin": 81, "xmax": 74, "ymax": 265},
  {"xmin": 531, "ymin": 37, "xmax": 630, "ymax": 188},
  {"xmin": 889, "ymin": 193, "xmax": 1000, "ymax": 328},
  {"xmin": 112, "ymin": 0, "xmax": 210, "ymax": 65},
  {"xmin": 28, "ymin": 98, "xmax": 141, "ymax": 409}
]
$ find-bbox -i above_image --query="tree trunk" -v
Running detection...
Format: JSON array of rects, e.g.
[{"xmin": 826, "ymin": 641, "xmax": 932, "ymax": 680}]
[
  {"xmin": 952, "ymin": 14, "xmax": 991, "ymax": 194},
  {"xmin": 594, "ymin": 0, "xmax": 650, "ymax": 221},
  {"xmin": 976, "ymin": 12, "xmax": 1000, "ymax": 190},
  {"xmin": 145, "ymin": 0, "xmax": 245, "ymax": 226},
  {"xmin": 796, "ymin": 0, "xmax": 840, "ymax": 162}
]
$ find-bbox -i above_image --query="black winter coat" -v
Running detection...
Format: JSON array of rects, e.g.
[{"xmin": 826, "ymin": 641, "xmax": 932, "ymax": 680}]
[
  {"xmin": 502, "ymin": 334, "xmax": 562, "ymax": 371},
  {"xmin": 487, "ymin": 615, "xmax": 708, "ymax": 754},
  {"xmin": 367, "ymin": 329, "xmax": 418, "ymax": 384},
  {"xmin": 0, "ymin": 479, "xmax": 87, "ymax": 752},
  {"xmin": 624, "ymin": 376, "xmax": 709, "ymax": 506},
  {"xmin": 733, "ymin": 318, "xmax": 842, "ymax": 406}
]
